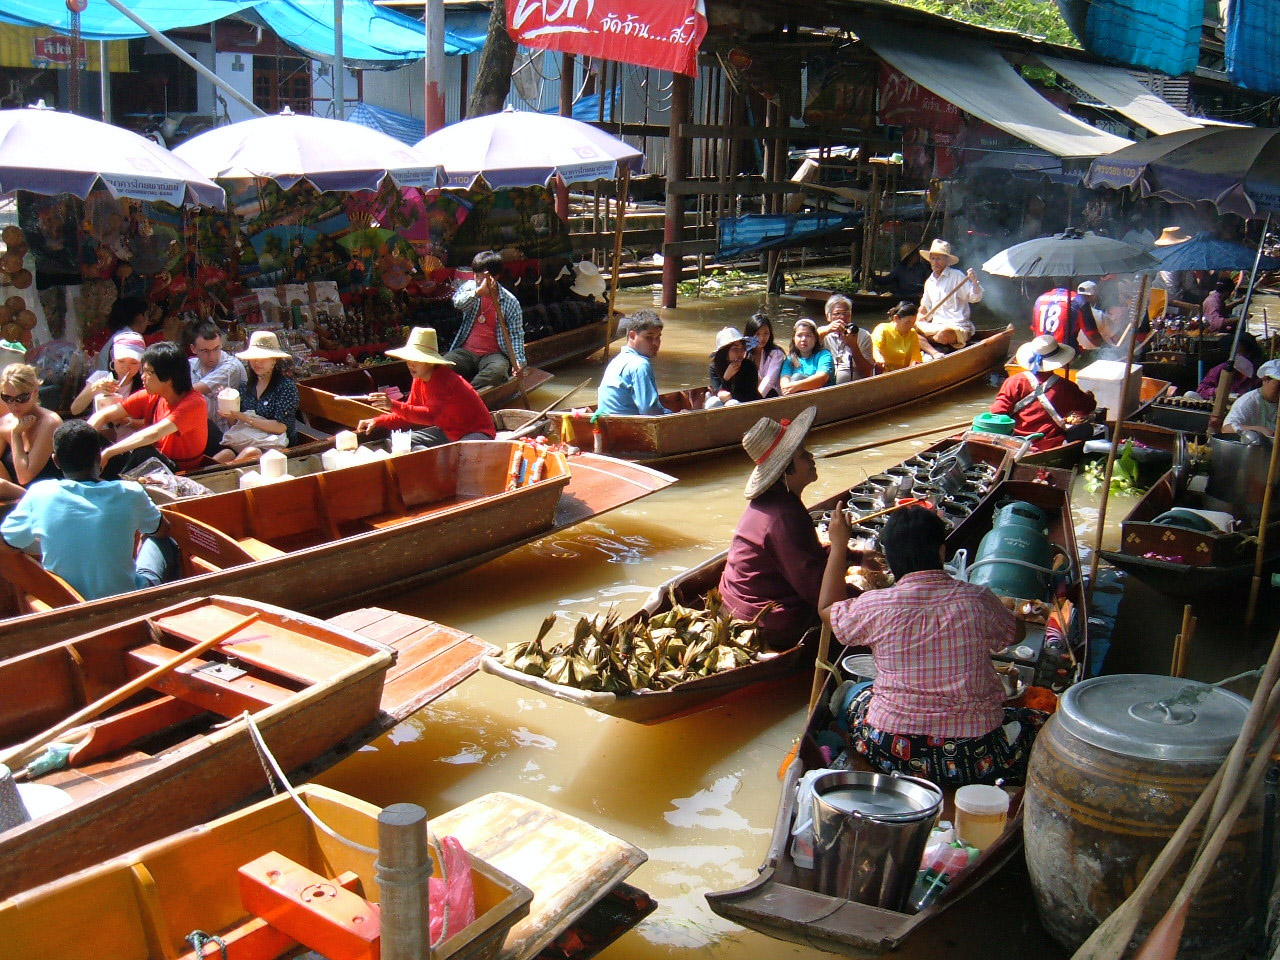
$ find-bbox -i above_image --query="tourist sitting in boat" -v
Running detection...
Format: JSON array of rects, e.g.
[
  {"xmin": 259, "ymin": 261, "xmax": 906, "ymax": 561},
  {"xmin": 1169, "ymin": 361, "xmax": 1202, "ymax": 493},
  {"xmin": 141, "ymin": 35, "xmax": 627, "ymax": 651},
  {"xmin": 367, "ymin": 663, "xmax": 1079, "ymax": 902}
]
[
  {"xmin": 744, "ymin": 313, "xmax": 785, "ymax": 399},
  {"xmin": 915, "ymin": 239, "xmax": 982, "ymax": 358},
  {"xmin": 704, "ymin": 327, "xmax": 760, "ymax": 408},
  {"xmin": 1031, "ymin": 280, "xmax": 1105, "ymax": 351},
  {"xmin": 1201, "ymin": 278, "xmax": 1243, "ymax": 333},
  {"xmin": 88, "ymin": 341, "xmax": 210, "ymax": 476},
  {"xmin": 989, "ymin": 336, "xmax": 1096, "ymax": 451},
  {"xmin": 819, "ymin": 295, "xmax": 874, "ymax": 384},
  {"xmin": 1, "ymin": 420, "xmax": 179, "ymax": 600},
  {"xmin": 214, "ymin": 331, "xmax": 298, "ymax": 463},
  {"xmin": 0, "ymin": 363, "xmax": 61, "ymax": 501},
  {"xmin": 446, "ymin": 250, "xmax": 527, "ymax": 390},
  {"xmin": 870, "ymin": 301, "xmax": 923, "ymax": 373},
  {"xmin": 356, "ymin": 326, "xmax": 496, "ymax": 448},
  {"xmin": 1223, "ymin": 359, "xmax": 1280, "ymax": 437},
  {"xmin": 597, "ymin": 310, "xmax": 671, "ymax": 416},
  {"xmin": 719, "ymin": 407, "xmax": 848, "ymax": 648},
  {"xmin": 819, "ymin": 505, "xmax": 1044, "ymax": 787},
  {"xmin": 94, "ymin": 296, "xmax": 150, "ymax": 372},
  {"xmin": 188, "ymin": 320, "xmax": 247, "ymax": 452},
  {"xmin": 780, "ymin": 319, "xmax": 835, "ymax": 396},
  {"xmin": 70, "ymin": 331, "xmax": 144, "ymax": 418}
]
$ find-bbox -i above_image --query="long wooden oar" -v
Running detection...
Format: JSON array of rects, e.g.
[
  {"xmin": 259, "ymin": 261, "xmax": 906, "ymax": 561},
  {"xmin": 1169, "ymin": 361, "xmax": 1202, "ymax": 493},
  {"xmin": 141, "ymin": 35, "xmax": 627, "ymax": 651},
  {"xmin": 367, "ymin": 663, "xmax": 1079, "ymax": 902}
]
[
  {"xmin": 817, "ymin": 420, "xmax": 972, "ymax": 459},
  {"xmin": 494, "ymin": 300, "xmax": 529, "ymax": 409},
  {"xmin": 507, "ymin": 379, "xmax": 592, "ymax": 441},
  {"xmin": 0, "ymin": 612, "xmax": 261, "ymax": 771},
  {"xmin": 917, "ymin": 274, "xmax": 975, "ymax": 327}
]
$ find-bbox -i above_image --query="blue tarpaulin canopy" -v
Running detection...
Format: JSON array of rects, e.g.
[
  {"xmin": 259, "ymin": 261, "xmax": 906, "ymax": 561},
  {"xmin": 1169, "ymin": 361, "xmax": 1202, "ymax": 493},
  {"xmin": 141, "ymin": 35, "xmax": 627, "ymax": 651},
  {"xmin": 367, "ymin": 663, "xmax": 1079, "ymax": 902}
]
[
  {"xmin": 1054, "ymin": 0, "xmax": 1200, "ymax": 76},
  {"xmin": 717, "ymin": 212, "xmax": 862, "ymax": 260},
  {"xmin": 0, "ymin": 0, "xmax": 484, "ymax": 62},
  {"xmin": 347, "ymin": 101, "xmax": 424, "ymax": 146},
  {"xmin": 1226, "ymin": 0, "xmax": 1280, "ymax": 95}
]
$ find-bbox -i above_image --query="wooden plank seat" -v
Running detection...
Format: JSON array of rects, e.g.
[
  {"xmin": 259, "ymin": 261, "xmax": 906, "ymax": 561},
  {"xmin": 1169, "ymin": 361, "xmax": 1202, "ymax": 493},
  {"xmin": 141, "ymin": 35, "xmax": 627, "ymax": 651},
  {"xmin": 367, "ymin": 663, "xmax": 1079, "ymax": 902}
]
[
  {"xmin": 0, "ymin": 548, "xmax": 84, "ymax": 613},
  {"xmin": 127, "ymin": 643, "xmax": 292, "ymax": 718}
]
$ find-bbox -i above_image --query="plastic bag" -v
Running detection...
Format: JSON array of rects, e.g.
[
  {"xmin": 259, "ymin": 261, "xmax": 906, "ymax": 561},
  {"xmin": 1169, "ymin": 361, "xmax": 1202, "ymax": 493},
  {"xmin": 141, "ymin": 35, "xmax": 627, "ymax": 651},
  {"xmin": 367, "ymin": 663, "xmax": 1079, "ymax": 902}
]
[
  {"xmin": 121, "ymin": 457, "xmax": 212, "ymax": 501},
  {"xmin": 789, "ymin": 767, "xmax": 843, "ymax": 869},
  {"xmin": 429, "ymin": 834, "xmax": 477, "ymax": 946}
]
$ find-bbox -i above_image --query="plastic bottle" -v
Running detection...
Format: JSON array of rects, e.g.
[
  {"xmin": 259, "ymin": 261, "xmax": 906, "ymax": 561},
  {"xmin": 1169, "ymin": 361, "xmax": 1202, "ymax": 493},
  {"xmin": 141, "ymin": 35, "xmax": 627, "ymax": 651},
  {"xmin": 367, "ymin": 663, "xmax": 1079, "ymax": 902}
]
[{"xmin": 908, "ymin": 843, "xmax": 976, "ymax": 912}]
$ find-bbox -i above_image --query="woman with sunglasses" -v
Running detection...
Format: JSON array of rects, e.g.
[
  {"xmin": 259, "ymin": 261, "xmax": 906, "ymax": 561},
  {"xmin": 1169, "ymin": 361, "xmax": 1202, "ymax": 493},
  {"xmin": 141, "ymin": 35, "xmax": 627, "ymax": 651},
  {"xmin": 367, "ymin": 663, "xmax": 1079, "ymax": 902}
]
[{"xmin": 0, "ymin": 363, "xmax": 62, "ymax": 500}]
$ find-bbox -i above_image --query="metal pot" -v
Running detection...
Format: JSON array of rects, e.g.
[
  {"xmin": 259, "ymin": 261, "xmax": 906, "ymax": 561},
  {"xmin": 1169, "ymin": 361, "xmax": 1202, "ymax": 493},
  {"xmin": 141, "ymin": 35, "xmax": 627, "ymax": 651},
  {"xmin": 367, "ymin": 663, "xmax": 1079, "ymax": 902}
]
[
  {"xmin": 928, "ymin": 456, "xmax": 967, "ymax": 495},
  {"xmin": 1206, "ymin": 435, "xmax": 1279, "ymax": 523}
]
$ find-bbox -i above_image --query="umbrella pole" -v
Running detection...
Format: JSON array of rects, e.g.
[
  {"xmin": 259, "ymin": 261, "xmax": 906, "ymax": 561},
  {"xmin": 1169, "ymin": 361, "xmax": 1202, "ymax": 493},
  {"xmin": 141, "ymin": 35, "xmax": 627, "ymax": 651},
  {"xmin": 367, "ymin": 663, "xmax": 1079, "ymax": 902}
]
[
  {"xmin": 1213, "ymin": 214, "xmax": 1271, "ymax": 429},
  {"xmin": 604, "ymin": 167, "xmax": 631, "ymax": 362},
  {"xmin": 1088, "ymin": 274, "xmax": 1149, "ymax": 600}
]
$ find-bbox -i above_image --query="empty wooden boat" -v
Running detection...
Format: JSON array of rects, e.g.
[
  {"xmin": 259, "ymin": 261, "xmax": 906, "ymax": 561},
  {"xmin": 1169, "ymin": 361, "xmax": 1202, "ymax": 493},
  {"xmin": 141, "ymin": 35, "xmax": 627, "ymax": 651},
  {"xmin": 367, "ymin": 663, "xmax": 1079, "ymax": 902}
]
[
  {"xmin": 0, "ymin": 595, "xmax": 396, "ymax": 900},
  {"xmin": 707, "ymin": 466, "xmax": 1087, "ymax": 955},
  {"xmin": 0, "ymin": 441, "xmax": 676, "ymax": 657},
  {"xmin": 542, "ymin": 326, "xmax": 1014, "ymax": 464},
  {"xmin": 0, "ymin": 784, "xmax": 533, "ymax": 960}
]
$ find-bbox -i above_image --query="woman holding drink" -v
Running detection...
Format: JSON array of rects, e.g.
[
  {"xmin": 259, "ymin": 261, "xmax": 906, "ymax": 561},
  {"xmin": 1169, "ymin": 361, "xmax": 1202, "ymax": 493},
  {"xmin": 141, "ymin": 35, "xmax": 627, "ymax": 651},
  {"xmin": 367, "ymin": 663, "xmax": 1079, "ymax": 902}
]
[
  {"xmin": 70, "ymin": 331, "xmax": 145, "ymax": 418},
  {"xmin": 213, "ymin": 331, "xmax": 299, "ymax": 463}
]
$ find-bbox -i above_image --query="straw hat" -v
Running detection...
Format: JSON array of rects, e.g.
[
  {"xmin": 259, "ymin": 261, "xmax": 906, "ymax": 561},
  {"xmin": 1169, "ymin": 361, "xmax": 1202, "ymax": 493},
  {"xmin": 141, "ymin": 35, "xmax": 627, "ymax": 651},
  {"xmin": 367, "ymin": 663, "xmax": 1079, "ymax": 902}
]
[
  {"xmin": 1016, "ymin": 334, "xmax": 1076, "ymax": 372},
  {"xmin": 919, "ymin": 239, "xmax": 959, "ymax": 265},
  {"xmin": 386, "ymin": 327, "xmax": 455, "ymax": 365},
  {"xmin": 570, "ymin": 260, "xmax": 607, "ymax": 298},
  {"xmin": 236, "ymin": 330, "xmax": 292, "ymax": 361},
  {"xmin": 743, "ymin": 406, "xmax": 817, "ymax": 499},
  {"xmin": 898, "ymin": 241, "xmax": 917, "ymax": 261},
  {"xmin": 713, "ymin": 326, "xmax": 745, "ymax": 353},
  {"xmin": 112, "ymin": 331, "xmax": 145, "ymax": 362},
  {"xmin": 1154, "ymin": 226, "xmax": 1191, "ymax": 247}
]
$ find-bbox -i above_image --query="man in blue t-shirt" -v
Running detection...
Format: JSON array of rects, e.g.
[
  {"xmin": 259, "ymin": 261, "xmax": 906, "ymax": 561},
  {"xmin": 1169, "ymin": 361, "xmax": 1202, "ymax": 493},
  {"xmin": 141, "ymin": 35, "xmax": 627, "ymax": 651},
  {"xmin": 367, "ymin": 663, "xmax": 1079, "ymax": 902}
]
[
  {"xmin": 1, "ymin": 420, "xmax": 179, "ymax": 601},
  {"xmin": 597, "ymin": 310, "xmax": 671, "ymax": 416}
]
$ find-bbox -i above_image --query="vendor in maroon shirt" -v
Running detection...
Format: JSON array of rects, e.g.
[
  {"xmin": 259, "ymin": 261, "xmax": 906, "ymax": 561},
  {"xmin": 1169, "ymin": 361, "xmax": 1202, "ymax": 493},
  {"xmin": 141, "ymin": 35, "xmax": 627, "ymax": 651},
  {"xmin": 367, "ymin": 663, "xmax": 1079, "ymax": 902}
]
[
  {"xmin": 990, "ymin": 335, "xmax": 1096, "ymax": 451},
  {"xmin": 718, "ymin": 406, "xmax": 849, "ymax": 648},
  {"xmin": 356, "ymin": 327, "xmax": 496, "ymax": 448}
]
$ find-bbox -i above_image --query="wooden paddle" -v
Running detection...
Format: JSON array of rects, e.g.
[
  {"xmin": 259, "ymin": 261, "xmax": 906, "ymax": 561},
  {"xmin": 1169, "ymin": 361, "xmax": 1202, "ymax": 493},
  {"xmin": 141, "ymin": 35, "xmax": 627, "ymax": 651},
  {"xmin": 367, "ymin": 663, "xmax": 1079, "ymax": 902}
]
[
  {"xmin": 817, "ymin": 420, "xmax": 973, "ymax": 459},
  {"xmin": 917, "ymin": 274, "xmax": 976, "ymax": 327},
  {"xmin": 506, "ymin": 379, "xmax": 592, "ymax": 441},
  {"xmin": 492, "ymin": 288, "xmax": 530, "ymax": 409},
  {"xmin": 0, "ymin": 612, "xmax": 261, "ymax": 771}
]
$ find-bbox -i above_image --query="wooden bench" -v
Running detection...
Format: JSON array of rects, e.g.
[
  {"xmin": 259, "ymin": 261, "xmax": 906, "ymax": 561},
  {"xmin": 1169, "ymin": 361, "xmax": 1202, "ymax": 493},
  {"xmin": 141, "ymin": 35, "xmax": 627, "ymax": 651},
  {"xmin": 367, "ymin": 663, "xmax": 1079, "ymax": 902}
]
[
  {"xmin": 0, "ymin": 547, "xmax": 84, "ymax": 612},
  {"xmin": 127, "ymin": 644, "xmax": 292, "ymax": 718}
]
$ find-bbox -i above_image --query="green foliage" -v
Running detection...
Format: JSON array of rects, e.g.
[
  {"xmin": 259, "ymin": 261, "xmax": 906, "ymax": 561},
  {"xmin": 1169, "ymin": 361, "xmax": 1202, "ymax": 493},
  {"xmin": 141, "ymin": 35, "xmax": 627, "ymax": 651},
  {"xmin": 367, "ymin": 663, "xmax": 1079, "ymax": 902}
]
[
  {"xmin": 885, "ymin": 0, "xmax": 1079, "ymax": 47},
  {"xmin": 1083, "ymin": 440, "xmax": 1147, "ymax": 496}
]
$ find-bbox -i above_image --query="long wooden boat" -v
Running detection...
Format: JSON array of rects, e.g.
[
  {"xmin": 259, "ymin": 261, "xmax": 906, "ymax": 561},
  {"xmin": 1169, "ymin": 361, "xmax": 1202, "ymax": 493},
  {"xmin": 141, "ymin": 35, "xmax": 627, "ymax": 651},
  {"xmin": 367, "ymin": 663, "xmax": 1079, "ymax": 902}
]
[
  {"xmin": 524, "ymin": 317, "xmax": 609, "ymax": 368},
  {"xmin": 0, "ymin": 441, "xmax": 675, "ymax": 657},
  {"xmin": 0, "ymin": 784, "xmax": 534, "ymax": 960},
  {"xmin": 482, "ymin": 437, "xmax": 1017, "ymax": 724},
  {"xmin": 706, "ymin": 466, "xmax": 1086, "ymax": 955},
  {"xmin": 780, "ymin": 287, "xmax": 897, "ymax": 314},
  {"xmin": 0, "ymin": 595, "xmax": 396, "ymax": 900},
  {"xmin": 1100, "ymin": 468, "xmax": 1280, "ymax": 595},
  {"xmin": 543, "ymin": 325, "xmax": 1015, "ymax": 464}
]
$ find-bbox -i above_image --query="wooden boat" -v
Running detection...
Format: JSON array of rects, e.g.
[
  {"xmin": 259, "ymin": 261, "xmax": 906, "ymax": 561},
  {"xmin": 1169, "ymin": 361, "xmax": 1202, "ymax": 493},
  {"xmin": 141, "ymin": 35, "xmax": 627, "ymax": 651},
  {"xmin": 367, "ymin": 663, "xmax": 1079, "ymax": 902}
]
[
  {"xmin": 1100, "ymin": 466, "xmax": 1280, "ymax": 596},
  {"xmin": 1138, "ymin": 330, "xmax": 1231, "ymax": 390},
  {"xmin": 0, "ymin": 784, "xmax": 533, "ymax": 960},
  {"xmin": 524, "ymin": 317, "xmax": 609, "ymax": 368},
  {"xmin": 0, "ymin": 783, "xmax": 654, "ymax": 960},
  {"xmin": 780, "ymin": 287, "xmax": 897, "ymax": 314},
  {"xmin": 482, "ymin": 437, "xmax": 1017, "ymax": 724},
  {"xmin": 0, "ymin": 441, "xmax": 676, "ymax": 657},
  {"xmin": 544, "ymin": 325, "xmax": 1015, "ymax": 464},
  {"xmin": 298, "ymin": 362, "xmax": 554, "ymax": 433},
  {"xmin": 706, "ymin": 466, "xmax": 1086, "ymax": 955},
  {"xmin": 0, "ymin": 595, "xmax": 397, "ymax": 900}
]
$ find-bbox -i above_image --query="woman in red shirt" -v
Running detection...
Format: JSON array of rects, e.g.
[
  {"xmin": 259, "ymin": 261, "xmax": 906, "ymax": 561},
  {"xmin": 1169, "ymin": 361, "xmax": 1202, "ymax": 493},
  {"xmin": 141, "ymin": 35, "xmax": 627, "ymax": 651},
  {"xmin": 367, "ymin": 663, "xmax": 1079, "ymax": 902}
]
[{"xmin": 356, "ymin": 327, "xmax": 495, "ymax": 448}]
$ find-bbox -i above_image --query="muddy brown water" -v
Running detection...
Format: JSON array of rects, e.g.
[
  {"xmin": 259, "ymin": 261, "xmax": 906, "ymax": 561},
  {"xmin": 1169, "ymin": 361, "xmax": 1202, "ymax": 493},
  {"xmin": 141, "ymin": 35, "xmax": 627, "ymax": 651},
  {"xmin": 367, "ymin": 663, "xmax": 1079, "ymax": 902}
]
[{"xmin": 315, "ymin": 287, "xmax": 1279, "ymax": 959}]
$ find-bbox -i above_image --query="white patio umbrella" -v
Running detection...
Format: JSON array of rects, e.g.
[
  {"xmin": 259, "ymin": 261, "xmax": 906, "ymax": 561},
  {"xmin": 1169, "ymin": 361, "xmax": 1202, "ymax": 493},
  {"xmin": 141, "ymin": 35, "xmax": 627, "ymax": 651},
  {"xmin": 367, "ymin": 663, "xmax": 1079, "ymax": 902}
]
[
  {"xmin": 982, "ymin": 229, "xmax": 1157, "ymax": 278},
  {"xmin": 174, "ymin": 109, "xmax": 443, "ymax": 192},
  {"xmin": 0, "ymin": 104, "xmax": 223, "ymax": 208}
]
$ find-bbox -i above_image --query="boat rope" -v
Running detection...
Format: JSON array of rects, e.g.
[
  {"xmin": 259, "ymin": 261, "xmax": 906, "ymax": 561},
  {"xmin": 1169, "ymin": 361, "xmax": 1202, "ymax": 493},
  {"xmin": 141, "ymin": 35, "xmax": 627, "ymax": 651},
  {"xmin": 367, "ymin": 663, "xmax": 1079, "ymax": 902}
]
[
  {"xmin": 241, "ymin": 711, "xmax": 378, "ymax": 856},
  {"xmin": 185, "ymin": 930, "xmax": 228, "ymax": 960}
]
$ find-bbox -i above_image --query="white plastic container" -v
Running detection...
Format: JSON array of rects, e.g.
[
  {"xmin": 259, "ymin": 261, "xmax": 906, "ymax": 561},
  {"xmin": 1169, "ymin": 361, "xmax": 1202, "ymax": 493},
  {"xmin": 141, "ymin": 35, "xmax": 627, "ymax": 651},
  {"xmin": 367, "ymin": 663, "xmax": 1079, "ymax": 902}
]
[
  {"xmin": 1075, "ymin": 359, "xmax": 1142, "ymax": 424},
  {"xmin": 954, "ymin": 785, "xmax": 1011, "ymax": 851}
]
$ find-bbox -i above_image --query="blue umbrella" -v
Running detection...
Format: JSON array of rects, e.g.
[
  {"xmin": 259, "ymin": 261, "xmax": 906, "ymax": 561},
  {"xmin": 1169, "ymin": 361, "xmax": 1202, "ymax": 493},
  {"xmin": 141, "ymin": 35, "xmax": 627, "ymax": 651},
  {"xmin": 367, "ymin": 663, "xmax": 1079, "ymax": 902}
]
[{"xmin": 1151, "ymin": 232, "xmax": 1280, "ymax": 271}]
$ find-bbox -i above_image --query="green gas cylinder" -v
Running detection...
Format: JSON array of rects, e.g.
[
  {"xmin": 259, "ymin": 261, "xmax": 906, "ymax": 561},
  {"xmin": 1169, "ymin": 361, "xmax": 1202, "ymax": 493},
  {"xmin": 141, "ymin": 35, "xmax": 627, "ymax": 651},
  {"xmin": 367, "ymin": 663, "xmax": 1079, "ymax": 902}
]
[{"xmin": 967, "ymin": 501, "xmax": 1052, "ymax": 600}]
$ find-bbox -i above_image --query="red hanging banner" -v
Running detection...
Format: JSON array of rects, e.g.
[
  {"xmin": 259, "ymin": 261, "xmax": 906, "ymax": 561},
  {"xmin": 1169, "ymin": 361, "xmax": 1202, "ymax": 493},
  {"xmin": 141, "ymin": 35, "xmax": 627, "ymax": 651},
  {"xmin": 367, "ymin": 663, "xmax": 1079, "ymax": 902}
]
[{"xmin": 508, "ymin": 0, "xmax": 706, "ymax": 77}]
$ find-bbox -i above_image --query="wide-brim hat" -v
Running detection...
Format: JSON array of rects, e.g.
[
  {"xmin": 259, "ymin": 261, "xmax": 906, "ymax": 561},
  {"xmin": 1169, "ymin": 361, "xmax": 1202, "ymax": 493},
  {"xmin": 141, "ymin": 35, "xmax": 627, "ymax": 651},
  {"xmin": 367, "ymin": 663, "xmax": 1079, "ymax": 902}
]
[
  {"xmin": 1016, "ymin": 334, "xmax": 1076, "ymax": 372},
  {"xmin": 570, "ymin": 260, "xmax": 607, "ymax": 298},
  {"xmin": 1154, "ymin": 226, "xmax": 1191, "ymax": 247},
  {"xmin": 920, "ymin": 239, "xmax": 959, "ymax": 265},
  {"xmin": 386, "ymin": 326, "xmax": 454, "ymax": 365},
  {"xmin": 236, "ymin": 330, "xmax": 292, "ymax": 361},
  {"xmin": 743, "ymin": 406, "xmax": 818, "ymax": 499}
]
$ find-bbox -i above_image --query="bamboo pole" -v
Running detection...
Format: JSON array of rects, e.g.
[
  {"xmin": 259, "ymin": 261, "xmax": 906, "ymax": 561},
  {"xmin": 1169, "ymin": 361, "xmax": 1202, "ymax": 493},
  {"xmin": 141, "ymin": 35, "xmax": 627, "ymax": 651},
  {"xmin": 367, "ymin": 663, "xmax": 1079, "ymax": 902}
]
[
  {"xmin": 1246, "ymin": 425, "xmax": 1280, "ymax": 626},
  {"xmin": 1088, "ymin": 274, "xmax": 1149, "ymax": 598},
  {"xmin": 604, "ymin": 167, "xmax": 632, "ymax": 358}
]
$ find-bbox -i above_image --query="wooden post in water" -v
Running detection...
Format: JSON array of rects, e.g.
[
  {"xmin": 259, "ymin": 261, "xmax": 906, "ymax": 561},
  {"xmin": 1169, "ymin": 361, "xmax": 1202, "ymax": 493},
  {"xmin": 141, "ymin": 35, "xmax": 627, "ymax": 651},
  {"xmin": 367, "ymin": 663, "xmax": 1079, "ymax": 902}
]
[
  {"xmin": 377, "ymin": 803, "xmax": 433, "ymax": 960},
  {"xmin": 661, "ymin": 74, "xmax": 692, "ymax": 309}
]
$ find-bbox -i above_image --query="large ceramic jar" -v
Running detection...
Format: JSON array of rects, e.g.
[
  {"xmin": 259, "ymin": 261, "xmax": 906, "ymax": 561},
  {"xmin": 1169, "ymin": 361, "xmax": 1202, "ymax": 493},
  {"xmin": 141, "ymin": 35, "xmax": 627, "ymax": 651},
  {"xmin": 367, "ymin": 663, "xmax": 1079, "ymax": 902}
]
[{"xmin": 1024, "ymin": 674, "xmax": 1259, "ymax": 960}]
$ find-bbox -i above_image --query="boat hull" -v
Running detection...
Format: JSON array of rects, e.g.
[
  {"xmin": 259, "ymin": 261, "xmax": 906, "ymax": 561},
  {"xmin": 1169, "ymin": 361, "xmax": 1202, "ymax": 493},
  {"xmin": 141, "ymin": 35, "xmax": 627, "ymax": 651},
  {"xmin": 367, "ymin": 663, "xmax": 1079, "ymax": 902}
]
[{"xmin": 545, "ymin": 326, "xmax": 1015, "ymax": 464}]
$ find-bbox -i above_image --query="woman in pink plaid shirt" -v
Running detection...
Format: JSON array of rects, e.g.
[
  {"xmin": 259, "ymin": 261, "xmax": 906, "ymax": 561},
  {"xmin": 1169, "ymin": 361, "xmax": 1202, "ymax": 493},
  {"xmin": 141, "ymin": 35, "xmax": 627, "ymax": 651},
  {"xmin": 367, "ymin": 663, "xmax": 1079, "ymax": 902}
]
[{"xmin": 819, "ymin": 505, "xmax": 1046, "ymax": 786}]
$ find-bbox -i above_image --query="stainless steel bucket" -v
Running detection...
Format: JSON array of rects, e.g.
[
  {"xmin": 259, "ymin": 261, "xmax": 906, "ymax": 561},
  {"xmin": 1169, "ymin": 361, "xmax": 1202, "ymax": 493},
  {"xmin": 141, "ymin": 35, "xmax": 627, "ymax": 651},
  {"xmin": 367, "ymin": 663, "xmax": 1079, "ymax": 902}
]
[
  {"xmin": 810, "ymin": 771, "xmax": 942, "ymax": 908},
  {"xmin": 1206, "ymin": 436, "xmax": 1278, "ymax": 523}
]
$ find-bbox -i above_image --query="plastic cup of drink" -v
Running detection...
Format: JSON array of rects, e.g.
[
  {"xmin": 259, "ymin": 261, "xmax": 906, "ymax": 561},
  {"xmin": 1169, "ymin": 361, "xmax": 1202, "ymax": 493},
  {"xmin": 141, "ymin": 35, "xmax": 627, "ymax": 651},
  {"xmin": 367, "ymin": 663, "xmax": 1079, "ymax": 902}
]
[
  {"xmin": 390, "ymin": 430, "xmax": 412, "ymax": 455},
  {"xmin": 953, "ymin": 785, "xmax": 1010, "ymax": 851},
  {"xmin": 93, "ymin": 393, "xmax": 120, "ymax": 413}
]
